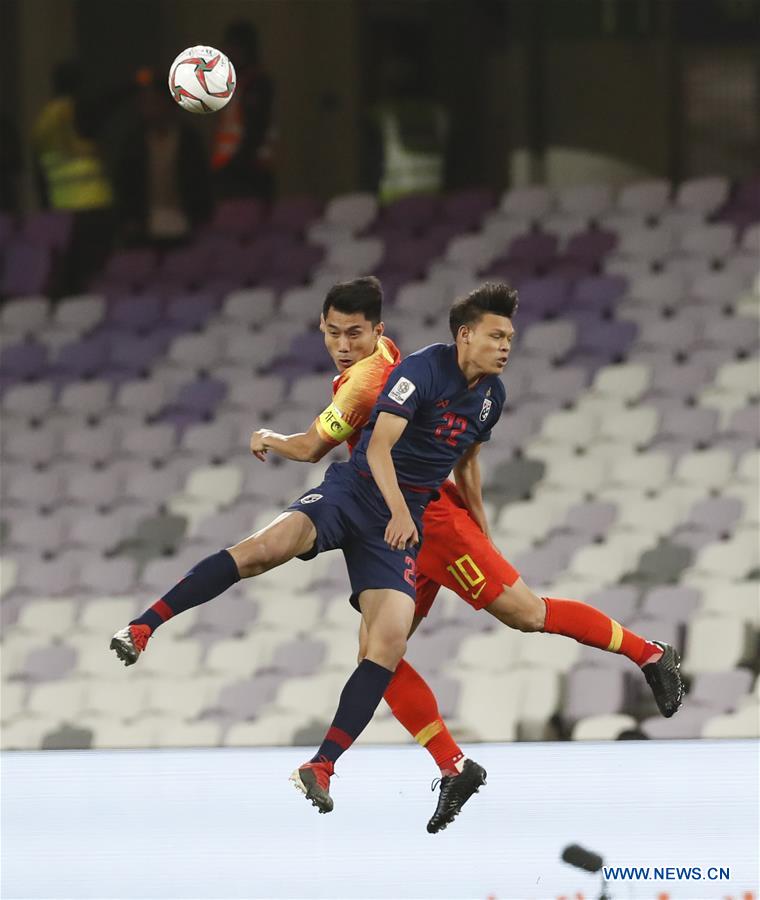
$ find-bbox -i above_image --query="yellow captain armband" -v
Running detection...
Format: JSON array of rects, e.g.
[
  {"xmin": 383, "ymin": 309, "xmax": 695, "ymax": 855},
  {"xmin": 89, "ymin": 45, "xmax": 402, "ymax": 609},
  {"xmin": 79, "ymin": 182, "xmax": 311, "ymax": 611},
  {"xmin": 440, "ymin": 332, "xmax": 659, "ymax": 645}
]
[{"xmin": 317, "ymin": 403, "xmax": 354, "ymax": 444}]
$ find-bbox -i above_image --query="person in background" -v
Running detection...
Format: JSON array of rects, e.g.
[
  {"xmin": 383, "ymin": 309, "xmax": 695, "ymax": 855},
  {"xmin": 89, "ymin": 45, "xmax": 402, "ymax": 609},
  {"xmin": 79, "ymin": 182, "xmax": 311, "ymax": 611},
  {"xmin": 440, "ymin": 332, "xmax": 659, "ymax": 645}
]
[
  {"xmin": 212, "ymin": 19, "xmax": 276, "ymax": 203},
  {"xmin": 113, "ymin": 69, "xmax": 212, "ymax": 248},
  {"xmin": 32, "ymin": 61, "xmax": 115, "ymax": 291},
  {"xmin": 0, "ymin": 113, "xmax": 22, "ymax": 214}
]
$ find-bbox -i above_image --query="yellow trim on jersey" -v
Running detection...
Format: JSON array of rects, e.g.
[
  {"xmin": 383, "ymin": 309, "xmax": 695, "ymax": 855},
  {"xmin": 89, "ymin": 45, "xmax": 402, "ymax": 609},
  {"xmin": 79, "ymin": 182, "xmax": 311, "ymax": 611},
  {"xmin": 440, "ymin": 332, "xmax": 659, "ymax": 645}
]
[
  {"xmin": 377, "ymin": 335, "xmax": 396, "ymax": 363},
  {"xmin": 316, "ymin": 402, "xmax": 355, "ymax": 444},
  {"xmin": 607, "ymin": 620, "xmax": 623, "ymax": 653},
  {"xmin": 414, "ymin": 720, "xmax": 444, "ymax": 747}
]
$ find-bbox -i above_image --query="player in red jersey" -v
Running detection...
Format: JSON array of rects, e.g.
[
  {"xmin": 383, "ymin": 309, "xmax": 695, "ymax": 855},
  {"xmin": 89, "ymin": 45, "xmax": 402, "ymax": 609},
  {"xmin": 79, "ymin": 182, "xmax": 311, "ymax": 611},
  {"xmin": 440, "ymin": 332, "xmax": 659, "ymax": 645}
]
[{"xmin": 248, "ymin": 277, "xmax": 683, "ymax": 831}]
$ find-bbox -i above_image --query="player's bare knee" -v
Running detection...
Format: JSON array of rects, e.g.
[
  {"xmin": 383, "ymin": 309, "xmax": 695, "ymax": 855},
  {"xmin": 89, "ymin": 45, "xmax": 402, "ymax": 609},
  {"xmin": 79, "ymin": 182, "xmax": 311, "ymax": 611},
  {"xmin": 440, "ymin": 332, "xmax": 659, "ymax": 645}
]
[
  {"xmin": 489, "ymin": 587, "xmax": 546, "ymax": 632},
  {"xmin": 366, "ymin": 634, "xmax": 407, "ymax": 670},
  {"xmin": 227, "ymin": 538, "xmax": 274, "ymax": 579}
]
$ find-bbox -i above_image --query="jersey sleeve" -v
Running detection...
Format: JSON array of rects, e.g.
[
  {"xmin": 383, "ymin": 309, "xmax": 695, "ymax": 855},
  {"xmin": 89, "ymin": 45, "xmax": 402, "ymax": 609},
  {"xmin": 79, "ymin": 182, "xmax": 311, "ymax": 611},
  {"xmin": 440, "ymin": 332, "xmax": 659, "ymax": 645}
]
[
  {"xmin": 477, "ymin": 381, "xmax": 506, "ymax": 443},
  {"xmin": 314, "ymin": 365, "xmax": 388, "ymax": 446},
  {"xmin": 374, "ymin": 353, "xmax": 435, "ymax": 421}
]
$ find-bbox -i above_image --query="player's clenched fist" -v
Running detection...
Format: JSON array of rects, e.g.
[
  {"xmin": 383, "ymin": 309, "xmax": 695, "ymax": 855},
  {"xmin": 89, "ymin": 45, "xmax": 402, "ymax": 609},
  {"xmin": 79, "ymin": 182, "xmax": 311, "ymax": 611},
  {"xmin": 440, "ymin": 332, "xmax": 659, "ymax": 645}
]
[
  {"xmin": 249, "ymin": 429, "xmax": 270, "ymax": 462},
  {"xmin": 385, "ymin": 508, "xmax": 419, "ymax": 550}
]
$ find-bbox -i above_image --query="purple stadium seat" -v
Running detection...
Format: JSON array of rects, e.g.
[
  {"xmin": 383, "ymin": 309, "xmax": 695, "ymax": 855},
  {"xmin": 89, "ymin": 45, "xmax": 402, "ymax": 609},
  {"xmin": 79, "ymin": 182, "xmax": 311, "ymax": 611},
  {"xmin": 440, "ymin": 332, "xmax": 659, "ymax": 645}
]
[
  {"xmin": 523, "ymin": 365, "xmax": 589, "ymax": 404},
  {"xmin": 687, "ymin": 496, "xmax": 744, "ymax": 534},
  {"xmin": 21, "ymin": 643, "xmax": 78, "ymax": 682},
  {"xmin": 571, "ymin": 274, "xmax": 628, "ymax": 315},
  {"xmin": 269, "ymin": 195, "xmax": 321, "ymax": 234},
  {"xmin": 156, "ymin": 244, "xmax": 217, "ymax": 290},
  {"xmin": 644, "ymin": 360, "xmax": 713, "ymax": 401},
  {"xmin": 562, "ymin": 665, "xmax": 626, "ymax": 724},
  {"xmin": 380, "ymin": 194, "xmax": 440, "ymax": 232},
  {"xmin": 502, "ymin": 232, "xmax": 559, "ymax": 268},
  {"xmin": 640, "ymin": 586, "xmax": 701, "ymax": 624},
  {"xmin": 726, "ymin": 405, "xmax": 760, "ymax": 441},
  {"xmin": 566, "ymin": 316, "xmax": 638, "ymax": 364},
  {"xmin": 689, "ymin": 669, "xmax": 754, "ymax": 712},
  {"xmin": 270, "ymin": 638, "xmax": 326, "ymax": 678},
  {"xmin": 547, "ymin": 259, "xmax": 596, "ymax": 282},
  {"xmin": 162, "ymin": 376, "xmax": 227, "ymax": 423},
  {"xmin": 511, "ymin": 545, "xmax": 569, "ymax": 585},
  {"xmin": 99, "ymin": 248, "xmax": 159, "ymax": 288},
  {"xmin": 516, "ymin": 276, "xmax": 569, "ymax": 319},
  {"xmin": 0, "ymin": 341, "xmax": 49, "ymax": 379},
  {"xmin": 696, "ymin": 315, "xmax": 760, "ymax": 356},
  {"xmin": 641, "ymin": 705, "xmax": 714, "ymax": 739},
  {"xmin": 265, "ymin": 243, "xmax": 323, "ymax": 284},
  {"xmin": 287, "ymin": 331, "xmax": 334, "ymax": 372},
  {"xmin": 213, "ymin": 673, "xmax": 283, "ymax": 720},
  {"xmin": 53, "ymin": 333, "xmax": 113, "ymax": 379},
  {"xmin": 651, "ymin": 407, "xmax": 720, "ymax": 451},
  {"xmin": 164, "ymin": 291, "xmax": 219, "ymax": 330},
  {"xmin": 441, "ymin": 188, "xmax": 495, "ymax": 230},
  {"xmin": 384, "ymin": 235, "xmax": 441, "ymax": 277},
  {"xmin": 107, "ymin": 291, "xmax": 165, "ymax": 332},
  {"xmin": 209, "ymin": 198, "xmax": 264, "ymax": 238},
  {"xmin": 480, "ymin": 260, "xmax": 535, "ymax": 286},
  {"xmin": 564, "ymin": 229, "xmax": 617, "ymax": 265},
  {"xmin": 1, "ymin": 240, "xmax": 52, "ymax": 296},
  {"xmin": 560, "ymin": 501, "xmax": 618, "ymax": 540},
  {"xmin": 586, "ymin": 586, "xmax": 640, "ymax": 624},
  {"xmin": 22, "ymin": 211, "xmax": 74, "ymax": 251}
]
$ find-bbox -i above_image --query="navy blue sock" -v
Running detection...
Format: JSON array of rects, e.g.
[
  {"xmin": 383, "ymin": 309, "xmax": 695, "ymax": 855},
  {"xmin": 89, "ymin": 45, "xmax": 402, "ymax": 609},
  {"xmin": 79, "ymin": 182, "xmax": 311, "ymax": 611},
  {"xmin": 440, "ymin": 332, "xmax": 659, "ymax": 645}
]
[
  {"xmin": 130, "ymin": 549, "xmax": 240, "ymax": 633},
  {"xmin": 312, "ymin": 659, "xmax": 395, "ymax": 764}
]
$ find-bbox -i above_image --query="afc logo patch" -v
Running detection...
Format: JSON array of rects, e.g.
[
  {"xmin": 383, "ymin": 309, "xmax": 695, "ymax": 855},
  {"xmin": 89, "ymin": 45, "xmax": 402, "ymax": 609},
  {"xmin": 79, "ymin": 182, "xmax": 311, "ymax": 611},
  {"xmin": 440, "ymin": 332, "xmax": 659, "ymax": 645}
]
[
  {"xmin": 388, "ymin": 377, "xmax": 417, "ymax": 405},
  {"xmin": 479, "ymin": 398, "xmax": 493, "ymax": 422},
  {"xmin": 299, "ymin": 494, "xmax": 323, "ymax": 504}
]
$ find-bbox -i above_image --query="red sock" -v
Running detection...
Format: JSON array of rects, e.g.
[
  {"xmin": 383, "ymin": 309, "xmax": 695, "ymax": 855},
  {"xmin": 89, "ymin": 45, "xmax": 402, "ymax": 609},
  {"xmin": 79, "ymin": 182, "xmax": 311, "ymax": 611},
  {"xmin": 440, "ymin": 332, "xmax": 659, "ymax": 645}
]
[
  {"xmin": 542, "ymin": 597, "xmax": 662, "ymax": 667},
  {"xmin": 384, "ymin": 659, "xmax": 464, "ymax": 776}
]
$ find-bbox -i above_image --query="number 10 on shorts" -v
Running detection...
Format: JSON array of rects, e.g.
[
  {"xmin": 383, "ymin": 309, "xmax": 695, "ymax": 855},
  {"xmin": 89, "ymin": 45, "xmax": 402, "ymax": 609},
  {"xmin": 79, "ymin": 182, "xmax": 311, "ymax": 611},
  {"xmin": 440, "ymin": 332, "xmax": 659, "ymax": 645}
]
[{"xmin": 446, "ymin": 553, "xmax": 486, "ymax": 599}]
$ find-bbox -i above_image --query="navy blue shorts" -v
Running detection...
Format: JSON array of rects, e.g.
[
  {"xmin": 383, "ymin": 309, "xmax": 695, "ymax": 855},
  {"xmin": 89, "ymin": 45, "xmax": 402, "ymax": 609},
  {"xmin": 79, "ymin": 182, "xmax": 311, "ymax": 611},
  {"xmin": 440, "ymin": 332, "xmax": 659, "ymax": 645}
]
[{"xmin": 286, "ymin": 462, "xmax": 431, "ymax": 610}]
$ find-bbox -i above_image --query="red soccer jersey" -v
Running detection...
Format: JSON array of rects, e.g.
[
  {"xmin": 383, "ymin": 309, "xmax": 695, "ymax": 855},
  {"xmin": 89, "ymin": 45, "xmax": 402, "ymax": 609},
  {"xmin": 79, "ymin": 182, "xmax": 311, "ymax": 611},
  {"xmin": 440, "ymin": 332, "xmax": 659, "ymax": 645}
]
[{"xmin": 313, "ymin": 335, "xmax": 401, "ymax": 453}]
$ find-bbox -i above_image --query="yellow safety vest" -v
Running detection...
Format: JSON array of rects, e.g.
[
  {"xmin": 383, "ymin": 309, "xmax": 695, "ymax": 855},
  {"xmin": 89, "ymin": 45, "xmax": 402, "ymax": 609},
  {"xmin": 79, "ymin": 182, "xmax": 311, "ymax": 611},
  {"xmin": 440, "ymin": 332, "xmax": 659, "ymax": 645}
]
[
  {"xmin": 33, "ymin": 98, "xmax": 112, "ymax": 211},
  {"xmin": 375, "ymin": 102, "xmax": 448, "ymax": 205}
]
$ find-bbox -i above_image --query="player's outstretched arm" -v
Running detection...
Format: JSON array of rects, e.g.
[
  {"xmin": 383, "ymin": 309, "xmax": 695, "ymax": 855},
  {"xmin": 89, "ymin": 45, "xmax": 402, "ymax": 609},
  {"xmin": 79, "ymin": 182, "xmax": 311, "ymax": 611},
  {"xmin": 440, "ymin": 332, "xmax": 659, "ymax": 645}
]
[
  {"xmin": 453, "ymin": 442, "xmax": 491, "ymax": 540},
  {"xmin": 366, "ymin": 412, "xmax": 418, "ymax": 550},
  {"xmin": 249, "ymin": 420, "xmax": 334, "ymax": 464}
]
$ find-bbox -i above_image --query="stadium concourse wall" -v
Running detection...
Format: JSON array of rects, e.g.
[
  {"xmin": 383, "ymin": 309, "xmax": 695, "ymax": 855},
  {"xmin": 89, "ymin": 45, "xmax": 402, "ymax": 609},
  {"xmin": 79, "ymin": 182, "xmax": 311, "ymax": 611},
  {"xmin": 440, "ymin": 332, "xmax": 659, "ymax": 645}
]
[{"xmin": 2, "ymin": 740, "xmax": 758, "ymax": 900}]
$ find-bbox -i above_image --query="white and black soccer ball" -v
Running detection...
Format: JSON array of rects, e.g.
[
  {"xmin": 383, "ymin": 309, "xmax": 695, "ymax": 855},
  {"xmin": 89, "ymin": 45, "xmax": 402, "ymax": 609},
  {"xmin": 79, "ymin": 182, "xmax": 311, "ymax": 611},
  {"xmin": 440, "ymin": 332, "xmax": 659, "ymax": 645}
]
[{"xmin": 168, "ymin": 45, "xmax": 236, "ymax": 114}]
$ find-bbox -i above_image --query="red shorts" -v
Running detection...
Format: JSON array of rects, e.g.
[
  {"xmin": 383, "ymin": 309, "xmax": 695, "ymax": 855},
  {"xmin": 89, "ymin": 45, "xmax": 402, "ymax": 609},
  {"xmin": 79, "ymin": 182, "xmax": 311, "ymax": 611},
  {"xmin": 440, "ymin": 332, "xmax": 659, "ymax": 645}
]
[{"xmin": 415, "ymin": 481, "xmax": 521, "ymax": 618}]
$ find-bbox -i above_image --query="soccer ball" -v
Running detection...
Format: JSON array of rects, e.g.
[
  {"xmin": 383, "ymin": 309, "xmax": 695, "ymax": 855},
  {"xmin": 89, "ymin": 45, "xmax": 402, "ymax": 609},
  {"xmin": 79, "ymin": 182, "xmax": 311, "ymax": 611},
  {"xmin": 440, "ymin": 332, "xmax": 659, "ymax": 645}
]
[{"xmin": 168, "ymin": 46, "xmax": 236, "ymax": 114}]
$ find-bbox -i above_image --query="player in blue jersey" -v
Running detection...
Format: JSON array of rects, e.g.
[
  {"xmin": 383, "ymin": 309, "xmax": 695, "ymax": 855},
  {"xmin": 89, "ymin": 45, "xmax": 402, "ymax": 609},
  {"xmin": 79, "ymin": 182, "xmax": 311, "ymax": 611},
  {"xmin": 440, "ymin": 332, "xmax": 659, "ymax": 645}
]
[
  {"xmin": 111, "ymin": 281, "xmax": 514, "ymax": 815},
  {"xmin": 285, "ymin": 282, "xmax": 513, "ymax": 811}
]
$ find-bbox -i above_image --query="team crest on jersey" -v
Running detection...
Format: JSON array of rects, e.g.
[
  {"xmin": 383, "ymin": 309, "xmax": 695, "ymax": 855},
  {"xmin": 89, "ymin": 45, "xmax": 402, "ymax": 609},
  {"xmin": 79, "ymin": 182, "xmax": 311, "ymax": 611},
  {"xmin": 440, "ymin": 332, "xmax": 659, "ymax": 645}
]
[
  {"xmin": 388, "ymin": 377, "xmax": 416, "ymax": 405},
  {"xmin": 479, "ymin": 398, "xmax": 493, "ymax": 422},
  {"xmin": 299, "ymin": 494, "xmax": 323, "ymax": 504}
]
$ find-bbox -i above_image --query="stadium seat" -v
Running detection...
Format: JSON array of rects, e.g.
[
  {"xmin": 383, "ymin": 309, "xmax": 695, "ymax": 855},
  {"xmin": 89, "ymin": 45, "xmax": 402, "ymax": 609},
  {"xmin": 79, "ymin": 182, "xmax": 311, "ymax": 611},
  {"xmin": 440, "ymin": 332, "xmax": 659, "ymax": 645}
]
[
  {"xmin": 701, "ymin": 706, "xmax": 759, "ymax": 739},
  {"xmin": 689, "ymin": 669, "xmax": 755, "ymax": 713},
  {"xmin": 563, "ymin": 665, "xmax": 626, "ymax": 724},
  {"xmin": 324, "ymin": 192, "xmax": 377, "ymax": 232},
  {"xmin": 675, "ymin": 176, "xmax": 730, "ymax": 215},
  {"xmin": 682, "ymin": 615, "xmax": 754, "ymax": 674},
  {"xmin": 641, "ymin": 706, "xmax": 714, "ymax": 739},
  {"xmin": 571, "ymin": 713, "xmax": 637, "ymax": 741},
  {"xmin": 224, "ymin": 712, "xmax": 309, "ymax": 747},
  {"xmin": 270, "ymin": 673, "xmax": 349, "ymax": 721},
  {"xmin": 0, "ymin": 295, "xmax": 51, "ymax": 337},
  {"xmin": 0, "ymin": 715, "xmax": 53, "ymax": 750},
  {"xmin": 698, "ymin": 581, "xmax": 760, "ymax": 626}
]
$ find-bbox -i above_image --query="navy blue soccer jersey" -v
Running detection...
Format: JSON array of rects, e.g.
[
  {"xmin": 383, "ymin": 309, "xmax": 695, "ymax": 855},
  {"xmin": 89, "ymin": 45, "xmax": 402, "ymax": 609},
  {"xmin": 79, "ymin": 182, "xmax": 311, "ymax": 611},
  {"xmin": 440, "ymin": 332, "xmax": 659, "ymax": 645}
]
[{"xmin": 351, "ymin": 343, "xmax": 507, "ymax": 491}]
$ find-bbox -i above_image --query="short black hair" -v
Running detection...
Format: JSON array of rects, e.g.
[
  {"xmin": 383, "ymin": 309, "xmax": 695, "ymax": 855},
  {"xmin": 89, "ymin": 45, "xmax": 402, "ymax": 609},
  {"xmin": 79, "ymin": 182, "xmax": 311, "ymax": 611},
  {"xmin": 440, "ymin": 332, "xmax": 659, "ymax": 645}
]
[
  {"xmin": 449, "ymin": 281, "xmax": 518, "ymax": 339},
  {"xmin": 322, "ymin": 276, "xmax": 383, "ymax": 326}
]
